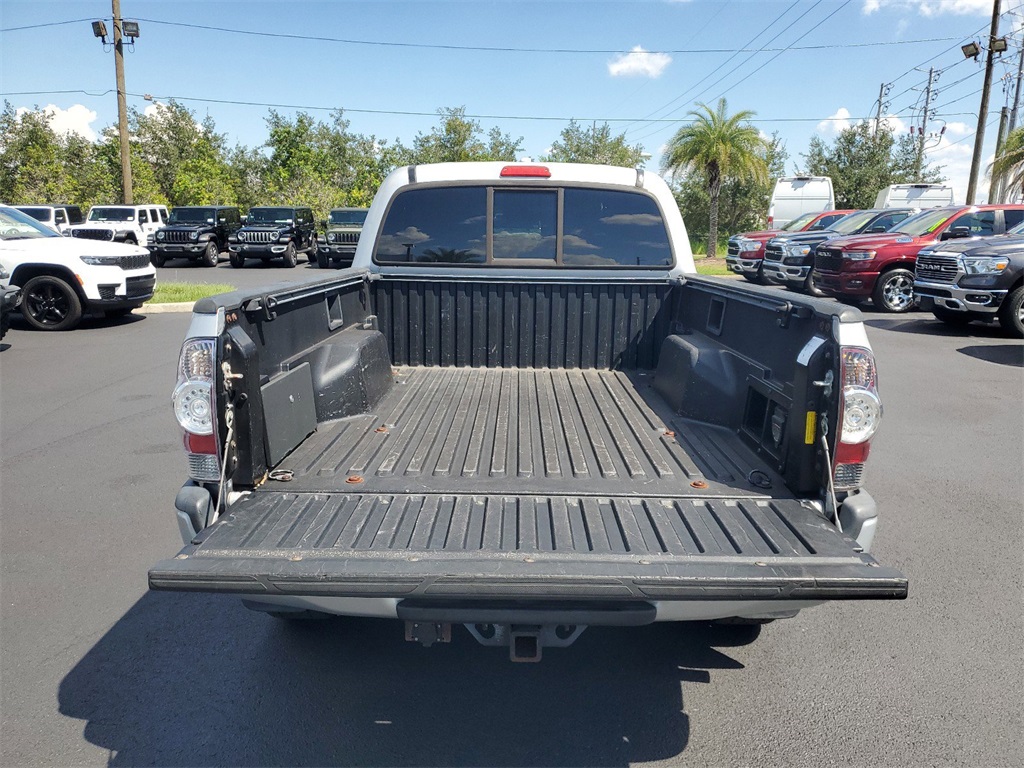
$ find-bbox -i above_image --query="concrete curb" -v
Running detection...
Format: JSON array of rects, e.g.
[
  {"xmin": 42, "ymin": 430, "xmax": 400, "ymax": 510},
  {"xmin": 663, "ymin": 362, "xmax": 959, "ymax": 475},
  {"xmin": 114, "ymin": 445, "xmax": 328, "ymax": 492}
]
[{"xmin": 140, "ymin": 302, "xmax": 195, "ymax": 314}]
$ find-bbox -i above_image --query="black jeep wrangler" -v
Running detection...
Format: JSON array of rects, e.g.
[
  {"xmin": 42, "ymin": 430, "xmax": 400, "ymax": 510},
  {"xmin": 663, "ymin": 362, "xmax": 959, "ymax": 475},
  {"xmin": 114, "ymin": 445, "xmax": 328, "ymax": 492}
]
[
  {"xmin": 228, "ymin": 206, "xmax": 316, "ymax": 268},
  {"xmin": 150, "ymin": 206, "xmax": 242, "ymax": 268},
  {"xmin": 317, "ymin": 207, "xmax": 368, "ymax": 268}
]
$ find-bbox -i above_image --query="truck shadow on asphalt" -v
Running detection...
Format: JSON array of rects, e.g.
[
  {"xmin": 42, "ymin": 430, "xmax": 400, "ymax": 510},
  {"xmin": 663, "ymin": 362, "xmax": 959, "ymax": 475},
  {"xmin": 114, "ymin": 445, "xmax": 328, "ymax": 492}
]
[
  {"xmin": 58, "ymin": 592, "xmax": 756, "ymax": 767},
  {"xmin": 863, "ymin": 318, "xmax": 1023, "ymax": 367}
]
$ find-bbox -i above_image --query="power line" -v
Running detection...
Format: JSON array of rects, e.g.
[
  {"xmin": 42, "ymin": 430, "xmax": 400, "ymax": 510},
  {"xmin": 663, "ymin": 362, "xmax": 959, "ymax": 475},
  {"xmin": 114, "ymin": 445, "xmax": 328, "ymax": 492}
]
[
  {"xmin": 0, "ymin": 87, "xmax": 977, "ymax": 126},
  {"xmin": 0, "ymin": 17, "xmax": 95, "ymax": 32},
  {"xmin": 622, "ymin": 0, "xmax": 805, "ymax": 138},
  {"xmin": 630, "ymin": 0, "xmax": 856, "ymax": 144}
]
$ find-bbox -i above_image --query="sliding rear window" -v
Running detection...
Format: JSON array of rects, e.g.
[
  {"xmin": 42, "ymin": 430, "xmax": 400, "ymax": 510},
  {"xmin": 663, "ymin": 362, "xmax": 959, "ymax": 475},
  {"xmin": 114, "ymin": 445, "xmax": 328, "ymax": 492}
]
[{"xmin": 374, "ymin": 184, "xmax": 672, "ymax": 267}]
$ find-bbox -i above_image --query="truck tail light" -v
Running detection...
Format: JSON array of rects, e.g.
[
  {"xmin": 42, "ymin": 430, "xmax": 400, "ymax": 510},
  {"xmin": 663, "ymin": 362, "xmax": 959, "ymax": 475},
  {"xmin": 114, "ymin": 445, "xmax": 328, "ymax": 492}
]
[
  {"xmin": 172, "ymin": 338, "xmax": 221, "ymax": 482},
  {"xmin": 767, "ymin": 215, "xmax": 774, "ymax": 229},
  {"xmin": 500, "ymin": 165, "xmax": 551, "ymax": 178},
  {"xmin": 834, "ymin": 346, "xmax": 882, "ymax": 491}
]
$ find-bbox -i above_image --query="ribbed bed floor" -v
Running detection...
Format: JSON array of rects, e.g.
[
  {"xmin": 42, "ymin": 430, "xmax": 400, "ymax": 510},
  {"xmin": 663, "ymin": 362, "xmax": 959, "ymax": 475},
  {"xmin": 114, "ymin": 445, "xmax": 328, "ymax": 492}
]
[{"xmin": 272, "ymin": 367, "xmax": 784, "ymax": 499}]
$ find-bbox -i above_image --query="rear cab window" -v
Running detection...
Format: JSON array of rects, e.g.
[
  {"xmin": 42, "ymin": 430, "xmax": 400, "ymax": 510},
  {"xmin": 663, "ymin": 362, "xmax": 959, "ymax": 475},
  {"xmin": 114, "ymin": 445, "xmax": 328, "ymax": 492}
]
[{"xmin": 374, "ymin": 185, "xmax": 673, "ymax": 268}]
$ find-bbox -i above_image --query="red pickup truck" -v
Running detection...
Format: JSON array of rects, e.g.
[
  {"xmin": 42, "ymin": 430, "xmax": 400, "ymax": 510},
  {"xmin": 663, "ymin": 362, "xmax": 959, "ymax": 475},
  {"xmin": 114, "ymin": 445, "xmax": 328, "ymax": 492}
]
[
  {"xmin": 813, "ymin": 205, "xmax": 1024, "ymax": 312},
  {"xmin": 726, "ymin": 210, "xmax": 855, "ymax": 283}
]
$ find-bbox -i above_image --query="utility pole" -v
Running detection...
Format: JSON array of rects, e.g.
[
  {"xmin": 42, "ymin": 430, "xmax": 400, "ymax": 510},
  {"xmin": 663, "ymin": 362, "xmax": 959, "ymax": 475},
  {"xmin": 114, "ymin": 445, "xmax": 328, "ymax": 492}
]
[
  {"xmin": 990, "ymin": 106, "xmax": 1010, "ymax": 202},
  {"xmin": 1009, "ymin": 43, "xmax": 1024, "ymax": 134},
  {"xmin": 112, "ymin": 0, "xmax": 133, "ymax": 204},
  {"xmin": 966, "ymin": 0, "xmax": 1001, "ymax": 204},
  {"xmin": 914, "ymin": 68, "xmax": 936, "ymax": 182},
  {"xmin": 873, "ymin": 82, "xmax": 890, "ymax": 134}
]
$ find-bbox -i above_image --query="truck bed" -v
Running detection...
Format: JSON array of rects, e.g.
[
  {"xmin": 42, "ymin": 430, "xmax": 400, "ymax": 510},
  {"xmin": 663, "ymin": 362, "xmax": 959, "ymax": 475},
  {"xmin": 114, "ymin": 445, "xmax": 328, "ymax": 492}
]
[
  {"xmin": 278, "ymin": 367, "xmax": 784, "ymax": 499},
  {"xmin": 151, "ymin": 367, "xmax": 907, "ymax": 602}
]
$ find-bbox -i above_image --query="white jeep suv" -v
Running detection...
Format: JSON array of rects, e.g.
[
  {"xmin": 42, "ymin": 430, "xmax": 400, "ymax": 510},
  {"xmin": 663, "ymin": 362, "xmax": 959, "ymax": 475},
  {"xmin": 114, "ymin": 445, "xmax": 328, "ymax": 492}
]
[
  {"xmin": 0, "ymin": 205, "xmax": 156, "ymax": 330},
  {"xmin": 67, "ymin": 204, "xmax": 167, "ymax": 246}
]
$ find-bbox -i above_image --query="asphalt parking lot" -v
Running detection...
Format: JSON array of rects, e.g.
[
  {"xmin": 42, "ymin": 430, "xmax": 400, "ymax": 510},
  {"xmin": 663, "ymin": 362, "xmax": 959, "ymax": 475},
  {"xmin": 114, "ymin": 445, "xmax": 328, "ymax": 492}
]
[{"xmin": 1, "ymin": 270, "xmax": 1021, "ymax": 767}]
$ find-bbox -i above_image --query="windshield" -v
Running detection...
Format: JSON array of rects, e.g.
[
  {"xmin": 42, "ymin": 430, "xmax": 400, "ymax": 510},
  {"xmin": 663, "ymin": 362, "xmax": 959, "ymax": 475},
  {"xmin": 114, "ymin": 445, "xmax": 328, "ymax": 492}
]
[
  {"xmin": 1009, "ymin": 220, "xmax": 1024, "ymax": 235},
  {"xmin": 782, "ymin": 212, "xmax": 819, "ymax": 232},
  {"xmin": 247, "ymin": 207, "xmax": 293, "ymax": 224},
  {"xmin": 329, "ymin": 210, "xmax": 368, "ymax": 226},
  {"xmin": 168, "ymin": 207, "xmax": 215, "ymax": 224},
  {"xmin": 16, "ymin": 207, "xmax": 50, "ymax": 222},
  {"xmin": 0, "ymin": 206, "xmax": 61, "ymax": 240},
  {"xmin": 827, "ymin": 210, "xmax": 878, "ymax": 235},
  {"xmin": 891, "ymin": 207, "xmax": 956, "ymax": 236},
  {"xmin": 88, "ymin": 207, "xmax": 135, "ymax": 222}
]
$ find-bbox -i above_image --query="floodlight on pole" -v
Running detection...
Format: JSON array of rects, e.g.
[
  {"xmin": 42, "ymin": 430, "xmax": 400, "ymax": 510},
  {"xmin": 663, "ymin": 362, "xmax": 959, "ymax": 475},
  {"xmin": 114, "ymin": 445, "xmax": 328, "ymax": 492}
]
[
  {"xmin": 91, "ymin": 20, "xmax": 107, "ymax": 42},
  {"xmin": 962, "ymin": 41, "xmax": 981, "ymax": 60},
  {"xmin": 122, "ymin": 20, "xmax": 140, "ymax": 38},
  {"xmin": 991, "ymin": 36, "xmax": 1008, "ymax": 54}
]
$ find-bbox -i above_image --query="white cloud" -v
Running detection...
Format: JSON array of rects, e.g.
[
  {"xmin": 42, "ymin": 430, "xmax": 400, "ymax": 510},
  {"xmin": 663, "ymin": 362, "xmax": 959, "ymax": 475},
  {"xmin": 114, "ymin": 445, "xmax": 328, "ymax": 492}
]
[
  {"xmin": 15, "ymin": 103, "xmax": 98, "ymax": 141},
  {"xmin": 817, "ymin": 107, "xmax": 853, "ymax": 135},
  {"xmin": 863, "ymin": 0, "xmax": 991, "ymax": 16},
  {"xmin": 608, "ymin": 46, "xmax": 672, "ymax": 79}
]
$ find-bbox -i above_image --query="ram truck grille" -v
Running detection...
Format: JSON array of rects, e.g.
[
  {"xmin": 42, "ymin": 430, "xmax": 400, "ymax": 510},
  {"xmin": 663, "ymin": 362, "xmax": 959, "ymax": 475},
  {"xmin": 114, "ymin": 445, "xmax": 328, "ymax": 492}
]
[
  {"xmin": 815, "ymin": 249, "xmax": 843, "ymax": 272},
  {"xmin": 915, "ymin": 254, "xmax": 959, "ymax": 284}
]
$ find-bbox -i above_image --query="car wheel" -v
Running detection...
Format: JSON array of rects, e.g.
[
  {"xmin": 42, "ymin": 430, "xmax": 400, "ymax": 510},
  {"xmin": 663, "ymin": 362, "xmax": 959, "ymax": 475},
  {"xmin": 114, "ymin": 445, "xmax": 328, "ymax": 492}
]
[
  {"xmin": 229, "ymin": 252, "xmax": 246, "ymax": 269},
  {"xmin": 123, "ymin": 235, "xmax": 137, "ymax": 246},
  {"xmin": 282, "ymin": 242, "xmax": 297, "ymax": 268},
  {"xmin": 803, "ymin": 270, "xmax": 825, "ymax": 297},
  {"xmin": 743, "ymin": 266, "xmax": 765, "ymax": 285},
  {"xmin": 201, "ymin": 241, "xmax": 219, "ymax": 267},
  {"xmin": 316, "ymin": 246, "xmax": 330, "ymax": 269},
  {"xmin": 932, "ymin": 307, "xmax": 973, "ymax": 327},
  {"xmin": 21, "ymin": 275, "xmax": 83, "ymax": 331},
  {"xmin": 998, "ymin": 285, "xmax": 1024, "ymax": 338},
  {"xmin": 872, "ymin": 268, "xmax": 915, "ymax": 313},
  {"xmin": 307, "ymin": 239, "xmax": 318, "ymax": 264}
]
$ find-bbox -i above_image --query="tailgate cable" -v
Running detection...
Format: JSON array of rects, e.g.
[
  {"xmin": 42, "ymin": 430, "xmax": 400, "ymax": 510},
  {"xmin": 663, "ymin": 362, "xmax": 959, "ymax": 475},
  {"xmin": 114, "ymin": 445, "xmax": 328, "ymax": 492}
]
[
  {"xmin": 818, "ymin": 414, "xmax": 842, "ymax": 533},
  {"xmin": 209, "ymin": 413, "xmax": 234, "ymax": 528}
]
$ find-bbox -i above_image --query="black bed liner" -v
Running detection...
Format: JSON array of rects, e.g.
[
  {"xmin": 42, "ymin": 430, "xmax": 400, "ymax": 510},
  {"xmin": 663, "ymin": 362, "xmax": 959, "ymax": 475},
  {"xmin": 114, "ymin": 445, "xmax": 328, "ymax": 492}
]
[
  {"xmin": 277, "ymin": 367, "xmax": 782, "ymax": 498},
  {"xmin": 151, "ymin": 367, "xmax": 906, "ymax": 602}
]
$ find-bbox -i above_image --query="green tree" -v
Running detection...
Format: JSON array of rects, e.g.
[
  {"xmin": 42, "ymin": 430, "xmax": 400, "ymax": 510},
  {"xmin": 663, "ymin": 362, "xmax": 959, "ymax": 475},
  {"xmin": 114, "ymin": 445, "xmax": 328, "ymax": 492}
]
[
  {"xmin": 544, "ymin": 120, "xmax": 645, "ymax": 167},
  {"xmin": 673, "ymin": 132, "xmax": 788, "ymax": 246},
  {"xmin": 0, "ymin": 102, "xmax": 115, "ymax": 207},
  {"xmin": 801, "ymin": 122, "xmax": 942, "ymax": 209},
  {"xmin": 990, "ymin": 126, "xmax": 1024, "ymax": 200},
  {"xmin": 662, "ymin": 99, "xmax": 768, "ymax": 257},
  {"xmin": 131, "ymin": 101, "xmax": 233, "ymax": 206},
  {"xmin": 96, "ymin": 127, "xmax": 166, "ymax": 205},
  {"xmin": 408, "ymin": 106, "xmax": 522, "ymax": 163}
]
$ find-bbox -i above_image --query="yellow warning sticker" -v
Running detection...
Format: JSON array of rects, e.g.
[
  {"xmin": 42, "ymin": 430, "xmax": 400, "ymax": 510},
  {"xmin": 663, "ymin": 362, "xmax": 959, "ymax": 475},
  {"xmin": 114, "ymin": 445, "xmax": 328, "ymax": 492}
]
[{"xmin": 804, "ymin": 412, "xmax": 817, "ymax": 444}]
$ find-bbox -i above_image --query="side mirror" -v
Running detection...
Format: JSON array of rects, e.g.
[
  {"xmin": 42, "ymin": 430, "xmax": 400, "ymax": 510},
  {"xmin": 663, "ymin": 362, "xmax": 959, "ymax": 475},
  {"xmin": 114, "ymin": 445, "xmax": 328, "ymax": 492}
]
[
  {"xmin": 941, "ymin": 225, "xmax": 972, "ymax": 240},
  {"xmin": 320, "ymin": 219, "xmax": 328, "ymax": 229},
  {"xmin": 241, "ymin": 215, "xmax": 248, "ymax": 224}
]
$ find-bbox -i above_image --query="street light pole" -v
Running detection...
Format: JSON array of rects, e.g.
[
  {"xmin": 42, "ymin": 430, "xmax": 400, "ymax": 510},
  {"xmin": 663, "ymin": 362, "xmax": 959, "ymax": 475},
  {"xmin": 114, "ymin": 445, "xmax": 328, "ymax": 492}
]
[
  {"xmin": 966, "ymin": 0, "xmax": 1001, "ymax": 204},
  {"xmin": 112, "ymin": 0, "xmax": 133, "ymax": 204}
]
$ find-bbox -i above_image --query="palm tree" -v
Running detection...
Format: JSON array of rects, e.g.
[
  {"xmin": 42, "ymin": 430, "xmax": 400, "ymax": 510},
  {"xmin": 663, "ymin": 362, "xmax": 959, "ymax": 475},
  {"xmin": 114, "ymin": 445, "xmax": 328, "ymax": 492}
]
[
  {"xmin": 990, "ymin": 127, "xmax": 1024, "ymax": 201},
  {"xmin": 662, "ymin": 99, "xmax": 768, "ymax": 257}
]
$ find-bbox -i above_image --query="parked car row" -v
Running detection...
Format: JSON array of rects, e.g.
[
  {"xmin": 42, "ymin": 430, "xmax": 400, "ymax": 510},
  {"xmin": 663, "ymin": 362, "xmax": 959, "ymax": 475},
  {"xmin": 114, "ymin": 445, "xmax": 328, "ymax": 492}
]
[{"xmin": 727, "ymin": 203, "xmax": 1024, "ymax": 337}]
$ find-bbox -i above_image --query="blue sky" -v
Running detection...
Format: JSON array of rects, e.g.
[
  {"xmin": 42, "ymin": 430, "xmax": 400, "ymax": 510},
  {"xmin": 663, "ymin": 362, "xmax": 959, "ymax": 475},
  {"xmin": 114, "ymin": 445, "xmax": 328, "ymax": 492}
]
[{"xmin": 0, "ymin": 0, "xmax": 1014, "ymax": 203}]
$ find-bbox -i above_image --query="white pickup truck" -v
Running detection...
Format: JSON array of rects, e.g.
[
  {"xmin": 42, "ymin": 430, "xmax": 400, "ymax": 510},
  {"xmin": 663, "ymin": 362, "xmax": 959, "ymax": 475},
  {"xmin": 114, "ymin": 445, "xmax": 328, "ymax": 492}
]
[{"xmin": 149, "ymin": 162, "xmax": 905, "ymax": 662}]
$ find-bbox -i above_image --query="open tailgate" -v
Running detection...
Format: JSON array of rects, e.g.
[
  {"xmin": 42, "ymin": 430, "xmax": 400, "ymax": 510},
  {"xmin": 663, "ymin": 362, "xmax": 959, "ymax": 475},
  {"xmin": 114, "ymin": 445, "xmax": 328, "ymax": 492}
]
[{"xmin": 150, "ymin": 492, "xmax": 906, "ymax": 602}]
